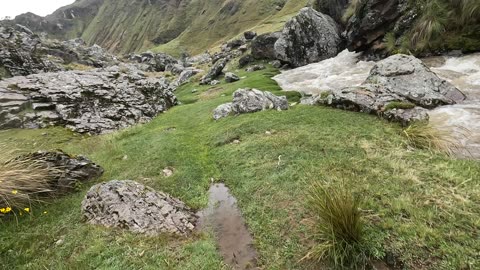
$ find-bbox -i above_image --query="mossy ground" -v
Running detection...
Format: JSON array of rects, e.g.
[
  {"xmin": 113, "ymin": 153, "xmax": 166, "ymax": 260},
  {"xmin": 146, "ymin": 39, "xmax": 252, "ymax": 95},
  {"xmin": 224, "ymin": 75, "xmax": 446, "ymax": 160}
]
[{"xmin": 0, "ymin": 66, "xmax": 479, "ymax": 269}]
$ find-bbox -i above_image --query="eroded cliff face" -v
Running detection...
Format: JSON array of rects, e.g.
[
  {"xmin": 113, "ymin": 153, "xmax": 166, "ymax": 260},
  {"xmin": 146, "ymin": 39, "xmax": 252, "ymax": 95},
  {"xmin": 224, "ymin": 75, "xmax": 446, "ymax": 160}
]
[{"xmin": 6, "ymin": 0, "xmax": 310, "ymax": 55}]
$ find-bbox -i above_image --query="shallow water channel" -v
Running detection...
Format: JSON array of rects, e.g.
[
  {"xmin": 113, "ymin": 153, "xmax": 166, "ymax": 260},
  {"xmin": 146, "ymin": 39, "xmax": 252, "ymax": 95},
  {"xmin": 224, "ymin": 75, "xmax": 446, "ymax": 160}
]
[{"xmin": 197, "ymin": 183, "xmax": 258, "ymax": 269}]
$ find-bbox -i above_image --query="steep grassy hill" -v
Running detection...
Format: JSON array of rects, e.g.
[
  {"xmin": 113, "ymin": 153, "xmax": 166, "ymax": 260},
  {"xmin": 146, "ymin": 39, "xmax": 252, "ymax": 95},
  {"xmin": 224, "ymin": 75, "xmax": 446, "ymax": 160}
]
[{"xmin": 8, "ymin": 0, "xmax": 309, "ymax": 55}]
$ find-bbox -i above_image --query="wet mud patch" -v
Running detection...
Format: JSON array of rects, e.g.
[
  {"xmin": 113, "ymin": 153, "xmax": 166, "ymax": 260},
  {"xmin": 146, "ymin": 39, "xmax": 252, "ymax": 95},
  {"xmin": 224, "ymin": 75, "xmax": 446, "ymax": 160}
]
[{"xmin": 197, "ymin": 183, "xmax": 258, "ymax": 269}]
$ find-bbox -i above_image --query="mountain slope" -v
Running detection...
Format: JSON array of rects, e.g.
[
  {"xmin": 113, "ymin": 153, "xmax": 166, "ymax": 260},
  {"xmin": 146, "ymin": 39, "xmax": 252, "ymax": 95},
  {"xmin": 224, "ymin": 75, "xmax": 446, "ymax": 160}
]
[{"xmin": 8, "ymin": 0, "xmax": 309, "ymax": 55}]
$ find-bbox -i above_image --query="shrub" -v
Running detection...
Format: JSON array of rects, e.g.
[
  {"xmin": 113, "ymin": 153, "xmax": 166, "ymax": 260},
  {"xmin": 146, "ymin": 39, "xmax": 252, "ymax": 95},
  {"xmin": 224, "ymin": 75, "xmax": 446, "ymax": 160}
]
[
  {"xmin": 402, "ymin": 121, "xmax": 465, "ymax": 156},
  {"xmin": 0, "ymin": 149, "xmax": 55, "ymax": 214},
  {"xmin": 303, "ymin": 181, "xmax": 367, "ymax": 269}
]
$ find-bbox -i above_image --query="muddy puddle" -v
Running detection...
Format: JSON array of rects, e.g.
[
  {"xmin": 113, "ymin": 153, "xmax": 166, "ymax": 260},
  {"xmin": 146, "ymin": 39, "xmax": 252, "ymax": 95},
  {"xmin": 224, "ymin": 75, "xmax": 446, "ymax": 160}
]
[{"xmin": 197, "ymin": 183, "xmax": 258, "ymax": 270}]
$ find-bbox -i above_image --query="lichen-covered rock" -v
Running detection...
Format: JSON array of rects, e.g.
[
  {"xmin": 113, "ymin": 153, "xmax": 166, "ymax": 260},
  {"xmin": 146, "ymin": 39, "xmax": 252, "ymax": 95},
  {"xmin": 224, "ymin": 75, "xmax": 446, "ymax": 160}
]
[
  {"xmin": 213, "ymin": 103, "xmax": 233, "ymax": 120},
  {"xmin": 251, "ymin": 32, "xmax": 282, "ymax": 60},
  {"xmin": 225, "ymin": 72, "xmax": 240, "ymax": 83},
  {"xmin": 213, "ymin": 88, "xmax": 288, "ymax": 119},
  {"xmin": 27, "ymin": 151, "xmax": 103, "ymax": 191},
  {"xmin": 128, "ymin": 51, "xmax": 180, "ymax": 72},
  {"xmin": 173, "ymin": 68, "xmax": 202, "ymax": 87},
  {"xmin": 81, "ymin": 180, "xmax": 197, "ymax": 235},
  {"xmin": 274, "ymin": 8, "xmax": 342, "ymax": 68},
  {"xmin": 0, "ymin": 64, "xmax": 178, "ymax": 134},
  {"xmin": 200, "ymin": 58, "xmax": 227, "ymax": 85}
]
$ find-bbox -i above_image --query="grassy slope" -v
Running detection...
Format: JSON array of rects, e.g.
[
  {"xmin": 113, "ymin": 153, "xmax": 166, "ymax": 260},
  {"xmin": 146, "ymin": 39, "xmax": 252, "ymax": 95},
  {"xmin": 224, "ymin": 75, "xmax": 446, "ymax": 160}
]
[
  {"xmin": 80, "ymin": 0, "xmax": 309, "ymax": 55},
  {"xmin": 0, "ymin": 65, "xmax": 479, "ymax": 269}
]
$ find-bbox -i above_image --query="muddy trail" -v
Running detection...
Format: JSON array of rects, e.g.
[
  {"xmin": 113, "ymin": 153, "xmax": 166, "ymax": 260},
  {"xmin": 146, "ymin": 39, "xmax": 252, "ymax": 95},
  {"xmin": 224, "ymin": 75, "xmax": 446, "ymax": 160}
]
[{"xmin": 197, "ymin": 183, "xmax": 258, "ymax": 270}]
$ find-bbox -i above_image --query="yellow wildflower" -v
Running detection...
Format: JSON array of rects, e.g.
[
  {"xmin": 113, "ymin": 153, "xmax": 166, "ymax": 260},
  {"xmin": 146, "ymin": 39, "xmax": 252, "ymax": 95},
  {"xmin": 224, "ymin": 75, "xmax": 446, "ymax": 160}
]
[
  {"xmin": 24, "ymin": 208, "xmax": 30, "ymax": 212},
  {"xmin": 43, "ymin": 211, "xmax": 48, "ymax": 214},
  {"xmin": 11, "ymin": 190, "xmax": 18, "ymax": 195},
  {"xmin": 1, "ymin": 207, "xmax": 12, "ymax": 214}
]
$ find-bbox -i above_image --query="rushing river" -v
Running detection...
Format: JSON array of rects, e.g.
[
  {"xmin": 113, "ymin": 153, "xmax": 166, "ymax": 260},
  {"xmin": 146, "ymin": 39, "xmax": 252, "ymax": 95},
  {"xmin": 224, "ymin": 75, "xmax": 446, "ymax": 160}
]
[{"xmin": 273, "ymin": 50, "xmax": 480, "ymax": 159}]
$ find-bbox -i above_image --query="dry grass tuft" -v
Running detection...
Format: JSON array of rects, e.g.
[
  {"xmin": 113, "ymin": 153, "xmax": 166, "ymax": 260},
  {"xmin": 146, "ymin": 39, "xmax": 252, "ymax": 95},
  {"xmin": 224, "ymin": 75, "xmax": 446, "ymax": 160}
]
[
  {"xmin": 0, "ymin": 147, "xmax": 55, "ymax": 212},
  {"xmin": 402, "ymin": 121, "xmax": 466, "ymax": 156},
  {"xmin": 303, "ymin": 181, "xmax": 367, "ymax": 269}
]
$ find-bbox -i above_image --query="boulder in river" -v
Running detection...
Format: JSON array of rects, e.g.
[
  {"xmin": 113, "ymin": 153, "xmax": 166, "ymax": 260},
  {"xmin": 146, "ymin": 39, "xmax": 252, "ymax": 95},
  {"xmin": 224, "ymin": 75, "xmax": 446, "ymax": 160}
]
[
  {"xmin": 213, "ymin": 88, "xmax": 288, "ymax": 119},
  {"xmin": 82, "ymin": 180, "xmax": 197, "ymax": 235},
  {"xmin": 311, "ymin": 54, "xmax": 465, "ymax": 124},
  {"xmin": 0, "ymin": 64, "xmax": 178, "ymax": 134},
  {"xmin": 274, "ymin": 8, "xmax": 342, "ymax": 68}
]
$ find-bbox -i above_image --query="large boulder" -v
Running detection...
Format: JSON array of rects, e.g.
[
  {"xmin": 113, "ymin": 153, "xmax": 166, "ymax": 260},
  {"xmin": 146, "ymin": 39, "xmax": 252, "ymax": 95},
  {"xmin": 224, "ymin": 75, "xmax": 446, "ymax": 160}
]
[
  {"xmin": 251, "ymin": 32, "xmax": 282, "ymax": 60},
  {"xmin": 213, "ymin": 88, "xmax": 288, "ymax": 119},
  {"xmin": 129, "ymin": 52, "xmax": 179, "ymax": 72},
  {"xmin": 173, "ymin": 67, "xmax": 202, "ymax": 87},
  {"xmin": 0, "ymin": 65, "xmax": 178, "ymax": 134},
  {"xmin": 274, "ymin": 8, "xmax": 342, "ymax": 68},
  {"xmin": 82, "ymin": 180, "xmax": 197, "ymax": 235},
  {"xmin": 312, "ymin": 54, "xmax": 465, "ymax": 124},
  {"xmin": 200, "ymin": 58, "xmax": 227, "ymax": 85}
]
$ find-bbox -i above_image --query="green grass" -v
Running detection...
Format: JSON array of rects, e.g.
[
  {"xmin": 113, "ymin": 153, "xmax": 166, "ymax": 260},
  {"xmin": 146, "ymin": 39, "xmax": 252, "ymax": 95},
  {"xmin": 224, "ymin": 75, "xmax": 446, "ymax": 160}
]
[{"xmin": 1, "ymin": 67, "xmax": 479, "ymax": 269}]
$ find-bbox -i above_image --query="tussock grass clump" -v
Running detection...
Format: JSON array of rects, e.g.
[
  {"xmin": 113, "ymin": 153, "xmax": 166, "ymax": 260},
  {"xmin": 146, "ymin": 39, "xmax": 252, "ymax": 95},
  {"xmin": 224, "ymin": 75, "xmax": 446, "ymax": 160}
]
[
  {"xmin": 303, "ymin": 181, "xmax": 367, "ymax": 269},
  {"xmin": 402, "ymin": 121, "xmax": 464, "ymax": 156},
  {"xmin": 0, "ymin": 148, "xmax": 54, "ymax": 213}
]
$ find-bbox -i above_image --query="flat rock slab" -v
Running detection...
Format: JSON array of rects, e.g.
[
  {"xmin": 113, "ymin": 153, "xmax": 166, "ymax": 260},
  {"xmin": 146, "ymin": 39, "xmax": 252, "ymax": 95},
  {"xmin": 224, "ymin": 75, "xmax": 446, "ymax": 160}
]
[{"xmin": 82, "ymin": 180, "xmax": 197, "ymax": 236}]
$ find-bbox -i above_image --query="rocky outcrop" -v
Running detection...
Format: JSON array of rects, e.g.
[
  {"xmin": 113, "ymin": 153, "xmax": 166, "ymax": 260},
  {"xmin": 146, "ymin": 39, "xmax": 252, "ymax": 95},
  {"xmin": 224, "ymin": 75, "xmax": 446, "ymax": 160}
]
[
  {"xmin": 82, "ymin": 180, "xmax": 197, "ymax": 235},
  {"xmin": 0, "ymin": 24, "xmax": 118, "ymax": 79},
  {"xmin": 344, "ymin": 0, "xmax": 416, "ymax": 54},
  {"xmin": 128, "ymin": 51, "xmax": 179, "ymax": 73},
  {"xmin": 274, "ymin": 8, "xmax": 342, "ymax": 68},
  {"xmin": 0, "ymin": 65, "xmax": 177, "ymax": 134},
  {"xmin": 200, "ymin": 58, "xmax": 228, "ymax": 85},
  {"xmin": 173, "ymin": 68, "xmax": 202, "ymax": 87},
  {"xmin": 21, "ymin": 150, "xmax": 104, "ymax": 192},
  {"xmin": 308, "ymin": 54, "xmax": 465, "ymax": 124},
  {"xmin": 251, "ymin": 32, "xmax": 282, "ymax": 60},
  {"xmin": 213, "ymin": 88, "xmax": 288, "ymax": 120}
]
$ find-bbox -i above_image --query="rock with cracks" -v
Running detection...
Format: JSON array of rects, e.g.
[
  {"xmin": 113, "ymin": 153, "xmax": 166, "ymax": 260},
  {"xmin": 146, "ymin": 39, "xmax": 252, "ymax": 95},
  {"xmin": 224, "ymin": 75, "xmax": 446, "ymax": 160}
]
[
  {"xmin": 213, "ymin": 88, "xmax": 288, "ymax": 119},
  {"xmin": 0, "ymin": 64, "xmax": 178, "ymax": 134},
  {"xmin": 274, "ymin": 8, "xmax": 342, "ymax": 68},
  {"xmin": 82, "ymin": 180, "xmax": 197, "ymax": 236},
  {"xmin": 310, "ymin": 54, "xmax": 465, "ymax": 125}
]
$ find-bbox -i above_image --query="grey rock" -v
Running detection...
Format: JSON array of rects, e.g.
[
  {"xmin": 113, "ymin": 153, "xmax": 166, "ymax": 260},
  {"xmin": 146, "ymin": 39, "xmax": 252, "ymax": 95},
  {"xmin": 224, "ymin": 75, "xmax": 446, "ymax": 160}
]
[
  {"xmin": 239, "ymin": 54, "xmax": 255, "ymax": 68},
  {"xmin": 187, "ymin": 53, "xmax": 212, "ymax": 65},
  {"xmin": 251, "ymin": 32, "xmax": 282, "ymax": 60},
  {"xmin": 225, "ymin": 72, "xmax": 240, "ymax": 83},
  {"xmin": 81, "ymin": 180, "xmax": 197, "ymax": 235},
  {"xmin": 200, "ymin": 58, "xmax": 227, "ymax": 85},
  {"xmin": 232, "ymin": 88, "xmax": 288, "ymax": 114},
  {"xmin": 270, "ymin": 60, "xmax": 282, "ymax": 68},
  {"xmin": 0, "ymin": 65, "xmax": 178, "ymax": 134},
  {"xmin": 213, "ymin": 102, "xmax": 233, "ymax": 120},
  {"xmin": 246, "ymin": 64, "xmax": 266, "ymax": 72},
  {"xmin": 18, "ymin": 150, "xmax": 103, "ymax": 192},
  {"xmin": 226, "ymin": 39, "xmax": 245, "ymax": 50},
  {"xmin": 274, "ymin": 8, "xmax": 342, "ymax": 68},
  {"xmin": 210, "ymin": 80, "xmax": 220, "ymax": 86},
  {"xmin": 173, "ymin": 68, "xmax": 202, "ymax": 87},
  {"xmin": 244, "ymin": 31, "xmax": 257, "ymax": 40},
  {"xmin": 311, "ymin": 54, "xmax": 465, "ymax": 124}
]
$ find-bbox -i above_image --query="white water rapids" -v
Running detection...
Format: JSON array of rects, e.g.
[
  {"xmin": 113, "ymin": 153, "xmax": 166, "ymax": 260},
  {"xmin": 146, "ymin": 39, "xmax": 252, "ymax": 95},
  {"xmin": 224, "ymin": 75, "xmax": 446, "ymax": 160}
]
[{"xmin": 273, "ymin": 50, "xmax": 480, "ymax": 159}]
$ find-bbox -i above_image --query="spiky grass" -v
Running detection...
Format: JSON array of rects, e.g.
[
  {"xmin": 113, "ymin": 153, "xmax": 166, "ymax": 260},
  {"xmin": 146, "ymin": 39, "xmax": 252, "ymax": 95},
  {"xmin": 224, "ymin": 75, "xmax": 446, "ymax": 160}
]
[
  {"xmin": 402, "ymin": 121, "xmax": 465, "ymax": 156},
  {"xmin": 303, "ymin": 181, "xmax": 367, "ymax": 269},
  {"xmin": 0, "ymin": 148, "xmax": 54, "ymax": 212}
]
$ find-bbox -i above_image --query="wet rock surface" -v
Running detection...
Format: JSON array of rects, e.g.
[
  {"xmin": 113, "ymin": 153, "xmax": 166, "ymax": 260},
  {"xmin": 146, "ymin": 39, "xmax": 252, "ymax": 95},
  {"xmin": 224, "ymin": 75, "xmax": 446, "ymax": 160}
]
[
  {"xmin": 0, "ymin": 65, "xmax": 178, "ymax": 134},
  {"xmin": 274, "ymin": 8, "xmax": 342, "ymax": 67},
  {"xmin": 213, "ymin": 88, "xmax": 288, "ymax": 120},
  {"xmin": 82, "ymin": 180, "xmax": 197, "ymax": 235},
  {"xmin": 306, "ymin": 54, "xmax": 465, "ymax": 124}
]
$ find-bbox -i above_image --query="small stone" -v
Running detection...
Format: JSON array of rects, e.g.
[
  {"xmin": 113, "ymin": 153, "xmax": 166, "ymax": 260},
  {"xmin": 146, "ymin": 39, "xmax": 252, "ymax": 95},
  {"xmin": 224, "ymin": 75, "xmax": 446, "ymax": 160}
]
[
  {"xmin": 225, "ymin": 72, "xmax": 240, "ymax": 83},
  {"xmin": 210, "ymin": 80, "xmax": 220, "ymax": 86},
  {"xmin": 191, "ymin": 89, "xmax": 198, "ymax": 93},
  {"xmin": 163, "ymin": 167, "xmax": 174, "ymax": 177},
  {"xmin": 265, "ymin": 131, "xmax": 272, "ymax": 136},
  {"xmin": 122, "ymin": 155, "xmax": 128, "ymax": 160},
  {"xmin": 232, "ymin": 140, "xmax": 241, "ymax": 144},
  {"xmin": 55, "ymin": 239, "xmax": 64, "ymax": 246}
]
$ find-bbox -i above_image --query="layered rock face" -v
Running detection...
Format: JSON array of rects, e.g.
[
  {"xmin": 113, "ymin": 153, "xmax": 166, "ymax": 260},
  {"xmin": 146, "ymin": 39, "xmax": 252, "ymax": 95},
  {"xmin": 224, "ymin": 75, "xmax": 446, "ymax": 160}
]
[
  {"xmin": 0, "ymin": 24, "xmax": 118, "ymax": 79},
  {"xmin": 310, "ymin": 54, "xmax": 465, "ymax": 124},
  {"xmin": 0, "ymin": 65, "xmax": 177, "ymax": 134},
  {"xmin": 344, "ymin": 0, "xmax": 416, "ymax": 54},
  {"xmin": 82, "ymin": 180, "xmax": 197, "ymax": 235},
  {"xmin": 275, "ymin": 8, "xmax": 342, "ymax": 67},
  {"xmin": 213, "ymin": 88, "xmax": 289, "ymax": 120}
]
